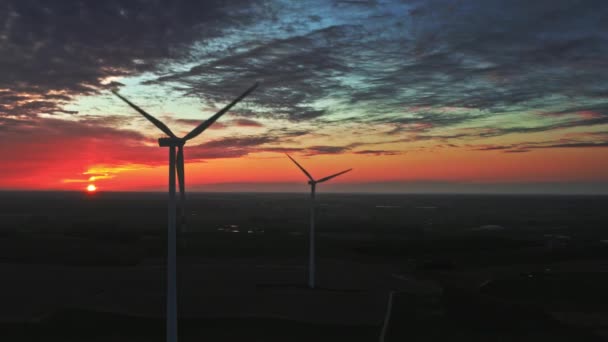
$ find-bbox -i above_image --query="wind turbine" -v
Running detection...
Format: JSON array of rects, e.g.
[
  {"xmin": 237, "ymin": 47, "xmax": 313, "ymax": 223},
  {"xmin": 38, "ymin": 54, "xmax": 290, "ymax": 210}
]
[
  {"xmin": 112, "ymin": 82, "xmax": 258, "ymax": 342},
  {"xmin": 286, "ymin": 154, "xmax": 352, "ymax": 289}
]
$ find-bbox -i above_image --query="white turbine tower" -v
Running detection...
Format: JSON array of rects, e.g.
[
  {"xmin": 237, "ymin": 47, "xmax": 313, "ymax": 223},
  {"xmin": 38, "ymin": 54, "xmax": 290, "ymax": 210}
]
[
  {"xmin": 112, "ymin": 82, "xmax": 258, "ymax": 342},
  {"xmin": 286, "ymin": 154, "xmax": 352, "ymax": 289}
]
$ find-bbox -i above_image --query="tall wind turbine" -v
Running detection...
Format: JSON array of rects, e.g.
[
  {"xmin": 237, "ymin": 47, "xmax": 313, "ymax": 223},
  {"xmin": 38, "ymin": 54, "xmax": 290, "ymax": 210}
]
[
  {"xmin": 286, "ymin": 154, "xmax": 352, "ymax": 289},
  {"xmin": 112, "ymin": 82, "xmax": 258, "ymax": 342}
]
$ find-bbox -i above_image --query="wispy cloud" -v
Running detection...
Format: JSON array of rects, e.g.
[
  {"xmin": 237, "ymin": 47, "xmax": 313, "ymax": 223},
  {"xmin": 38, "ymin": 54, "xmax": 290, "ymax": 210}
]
[
  {"xmin": 353, "ymin": 149, "xmax": 403, "ymax": 156},
  {"xmin": 472, "ymin": 131, "xmax": 608, "ymax": 153}
]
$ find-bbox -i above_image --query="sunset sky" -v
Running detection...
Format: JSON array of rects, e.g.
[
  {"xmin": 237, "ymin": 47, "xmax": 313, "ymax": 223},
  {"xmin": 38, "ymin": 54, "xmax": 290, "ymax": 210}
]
[{"xmin": 1, "ymin": 0, "xmax": 607, "ymax": 193}]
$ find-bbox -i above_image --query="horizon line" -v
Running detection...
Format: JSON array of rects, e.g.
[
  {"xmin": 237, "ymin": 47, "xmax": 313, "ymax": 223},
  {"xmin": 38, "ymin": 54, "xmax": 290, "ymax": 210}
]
[{"xmin": 1, "ymin": 190, "xmax": 608, "ymax": 196}]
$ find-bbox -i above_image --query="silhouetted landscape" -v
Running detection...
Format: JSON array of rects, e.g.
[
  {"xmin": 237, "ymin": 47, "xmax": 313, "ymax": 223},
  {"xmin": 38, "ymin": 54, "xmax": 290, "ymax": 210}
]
[{"xmin": 1, "ymin": 191, "xmax": 607, "ymax": 341}]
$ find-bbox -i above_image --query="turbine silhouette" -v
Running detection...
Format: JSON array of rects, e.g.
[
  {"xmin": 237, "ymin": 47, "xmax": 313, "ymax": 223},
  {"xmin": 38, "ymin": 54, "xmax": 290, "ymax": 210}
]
[
  {"xmin": 286, "ymin": 154, "xmax": 352, "ymax": 289},
  {"xmin": 112, "ymin": 82, "xmax": 258, "ymax": 342}
]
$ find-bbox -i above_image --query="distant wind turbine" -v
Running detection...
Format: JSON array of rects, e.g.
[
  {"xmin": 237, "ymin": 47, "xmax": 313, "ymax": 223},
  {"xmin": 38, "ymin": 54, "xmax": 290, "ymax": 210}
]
[
  {"xmin": 112, "ymin": 82, "xmax": 258, "ymax": 342},
  {"xmin": 286, "ymin": 154, "xmax": 352, "ymax": 289}
]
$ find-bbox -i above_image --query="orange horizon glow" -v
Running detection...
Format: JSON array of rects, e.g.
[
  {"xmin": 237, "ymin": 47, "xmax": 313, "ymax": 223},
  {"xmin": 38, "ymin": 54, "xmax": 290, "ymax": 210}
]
[{"xmin": 1, "ymin": 146, "xmax": 606, "ymax": 192}]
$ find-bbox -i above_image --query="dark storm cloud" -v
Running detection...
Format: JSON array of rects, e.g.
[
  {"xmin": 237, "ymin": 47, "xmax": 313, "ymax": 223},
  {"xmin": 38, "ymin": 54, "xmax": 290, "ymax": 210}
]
[
  {"xmin": 473, "ymin": 135, "xmax": 608, "ymax": 153},
  {"xmin": 261, "ymin": 146, "xmax": 302, "ymax": 154},
  {"xmin": 276, "ymin": 142, "xmax": 391, "ymax": 156},
  {"xmin": 232, "ymin": 118, "xmax": 263, "ymax": 127},
  {"xmin": 503, "ymin": 149, "xmax": 531, "ymax": 153},
  {"xmin": 353, "ymin": 149, "xmax": 402, "ymax": 156},
  {"xmin": 187, "ymin": 135, "xmax": 283, "ymax": 159},
  {"xmin": 475, "ymin": 145, "xmax": 511, "ymax": 151},
  {"xmin": 184, "ymin": 148, "xmax": 251, "ymax": 160},
  {"xmin": 543, "ymin": 103, "xmax": 608, "ymax": 117},
  {"xmin": 382, "ymin": 110, "xmax": 488, "ymax": 135},
  {"xmin": 143, "ymin": 0, "xmax": 608, "ymax": 143},
  {"xmin": 304, "ymin": 145, "xmax": 350, "ymax": 155},
  {"xmin": 147, "ymin": 24, "xmax": 357, "ymax": 121},
  {"xmin": 422, "ymin": 1, "xmax": 607, "ymax": 109},
  {"xmin": 261, "ymin": 144, "xmax": 354, "ymax": 156},
  {"xmin": 184, "ymin": 134, "xmax": 370, "ymax": 158},
  {"xmin": 541, "ymin": 142, "xmax": 608, "ymax": 149},
  {"xmin": 478, "ymin": 115, "xmax": 608, "ymax": 138},
  {"xmin": 269, "ymin": 129, "xmax": 311, "ymax": 138},
  {"xmin": 0, "ymin": 0, "xmax": 254, "ymax": 117},
  {"xmin": 166, "ymin": 117, "xmax": 263, "ymax": 131},
  {"xmin": 404, "ymin": 106, "xmax": 608, "ymax": 142},
  {"xmin": 0, "ymin": 116, "xmax": 149, "ymax": 144},
  {"xmin": 196, "ymin": 136, "xmax": 279, "ymax": 149}
]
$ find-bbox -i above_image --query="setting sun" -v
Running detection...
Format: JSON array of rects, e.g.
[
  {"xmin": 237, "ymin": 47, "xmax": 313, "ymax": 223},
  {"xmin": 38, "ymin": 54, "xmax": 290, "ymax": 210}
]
[{"xmin": 86, "ymin": 184, "xmax": 97, "ymax": 192}]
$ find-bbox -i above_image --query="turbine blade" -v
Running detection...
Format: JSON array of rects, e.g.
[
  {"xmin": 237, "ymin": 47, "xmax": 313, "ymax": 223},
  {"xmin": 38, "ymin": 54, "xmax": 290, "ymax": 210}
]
[
  {"xmin": 112, "ymin": 90, "xmax": 176, "ymax": 138},
  {"xmin": 176, "ymin": 146, "xmax": 186, "ymax": 226},
  {"xmin": 286, "ymin": 154, "xmax": 314, "ymax": 181},
  {"xmin": 316, "ymin": 168, "xmax": 352, "ymax": 183},
  {"xmin": 182, "ymin": 82, "xmax": 259, "ymax": 141}
]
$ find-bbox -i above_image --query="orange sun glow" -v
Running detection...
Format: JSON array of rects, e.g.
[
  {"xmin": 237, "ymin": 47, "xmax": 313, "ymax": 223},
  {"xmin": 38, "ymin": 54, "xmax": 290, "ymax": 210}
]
[{"xmin": 86, "ymin": 184, "xmax": 97, "ymax": 192}]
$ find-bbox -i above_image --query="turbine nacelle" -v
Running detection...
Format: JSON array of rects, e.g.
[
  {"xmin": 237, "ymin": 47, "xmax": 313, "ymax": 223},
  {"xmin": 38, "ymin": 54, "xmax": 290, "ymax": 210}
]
[{"xmin": 158, "ymin": 137, "xmax": 185, "ymax": 147}]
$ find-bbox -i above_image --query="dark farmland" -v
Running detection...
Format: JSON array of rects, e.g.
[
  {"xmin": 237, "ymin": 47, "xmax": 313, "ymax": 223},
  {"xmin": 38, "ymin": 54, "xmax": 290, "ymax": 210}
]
[{"xmin": 0, "ymin": 191, "xmax": 607, "ymax": 341}]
